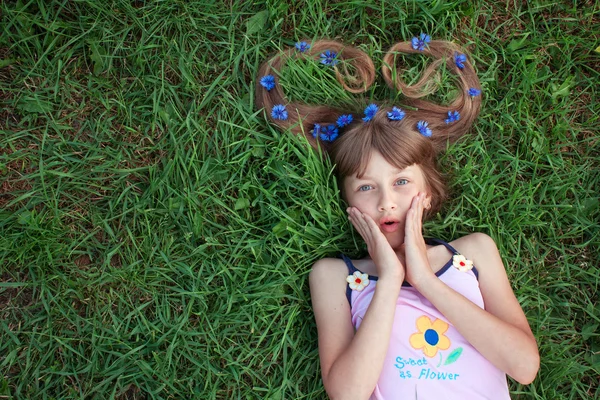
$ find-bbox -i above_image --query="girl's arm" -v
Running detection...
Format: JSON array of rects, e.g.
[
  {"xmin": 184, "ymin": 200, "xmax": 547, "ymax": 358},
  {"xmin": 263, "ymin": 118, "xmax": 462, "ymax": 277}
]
[
  {"xmin": 405, "ymin": 195, "xmax": 540, "ymax": 384},
  {"xmin": 310, "ymin": 262, "xmax": 400, "ymax": 400},
  {"xmin": 309, "ymin": 208, "xmax": 404, "ymax": 400},
  {"xmin": 413, "ymin": 233, "xmax": 540, "ymax": 384}
]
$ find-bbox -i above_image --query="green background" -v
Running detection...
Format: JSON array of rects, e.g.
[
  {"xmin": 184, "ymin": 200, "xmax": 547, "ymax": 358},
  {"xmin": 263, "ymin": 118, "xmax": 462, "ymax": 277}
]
[{"xmin": 1, "ymin": 0, "xmax": 598, "ymax": 398}]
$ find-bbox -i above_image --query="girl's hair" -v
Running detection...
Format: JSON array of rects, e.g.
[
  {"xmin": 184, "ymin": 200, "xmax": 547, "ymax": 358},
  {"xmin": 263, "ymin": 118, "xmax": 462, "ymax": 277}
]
[
  {"xmin": 255, "ymin": 39, "xmax": 481, "ymax": 216},
  {"xmin": 256, "ymin": 40, "xmax": 376, "ymax": 149}
]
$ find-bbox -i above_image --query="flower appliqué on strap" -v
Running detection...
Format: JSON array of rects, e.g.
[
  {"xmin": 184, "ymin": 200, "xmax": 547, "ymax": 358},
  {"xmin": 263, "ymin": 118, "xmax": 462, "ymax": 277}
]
[
  {"xmin": 452, "ymin": 254, "xmax": 473, "ymax": 272},
  {"xmin": 346, "ymin": 271, "xmax": 369, "ymax": 291}
]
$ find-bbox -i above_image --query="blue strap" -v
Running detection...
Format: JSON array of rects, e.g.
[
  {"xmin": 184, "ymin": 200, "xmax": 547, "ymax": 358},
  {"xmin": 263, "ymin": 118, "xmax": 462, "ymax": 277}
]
[
  {"xmin": 340, "ymin": 254, "xmax": 357, "ymax": 305},
  {"xmin": 340, "ymin": 238, "xmax": 479, "ymax": 308},
  {"xmin": 426, "ymin": 238, "xmax": 479, "ymax": 279},
  {"xmin": 425, "ymin": 237, "xmax": 459, "ymax": 254}
]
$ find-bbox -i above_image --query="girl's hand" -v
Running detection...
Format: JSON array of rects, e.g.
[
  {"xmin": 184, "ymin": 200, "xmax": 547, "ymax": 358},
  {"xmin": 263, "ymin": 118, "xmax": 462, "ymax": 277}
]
[
  {"xmin": 402, "ymin": 193, "xmax": 435, "ymax": 287},
  {"xmin": 347, "ymin": 207, "xmax": 405, "ymax": 284}
]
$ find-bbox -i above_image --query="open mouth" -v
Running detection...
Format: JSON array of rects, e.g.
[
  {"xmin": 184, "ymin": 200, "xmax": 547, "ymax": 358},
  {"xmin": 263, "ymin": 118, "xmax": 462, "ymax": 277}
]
[{"xmin": 380, "ymin": 220, "xmax": 400, "ymax": 233}]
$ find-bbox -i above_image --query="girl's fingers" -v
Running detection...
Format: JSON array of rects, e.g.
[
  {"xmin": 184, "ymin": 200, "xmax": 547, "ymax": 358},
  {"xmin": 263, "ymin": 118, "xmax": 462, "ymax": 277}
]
[
  {"xmin": 348, "ymin": 207, "xmax": 387, "ymax": 246},
  {"xmin": 348, "ymin": 208, "xmax": 372, "ymax": 243},
  {"xmin": 405, "ymin": 195, "xmax": 418, "ymax": 235},
  {"xmin": 406, "ymin": 193, "xmax": 424, "ymax": 240},
  {"xmin": 362, "ymin": 211, "xmax": 389, "ymax": 244},
  {"xmin": 352, "ymin": 209, "xmax": 370, "ymax": 236},
  {"xmin": 416, "ymin": 193, "xmax": 424, "ymax": 230},
  {"xmin": 362, "ymin": 212, "xmax": 380, "ymax": 232},
  {"xmin": 348, "ymin": 213, "xmax": 366, "ymax": 239}
]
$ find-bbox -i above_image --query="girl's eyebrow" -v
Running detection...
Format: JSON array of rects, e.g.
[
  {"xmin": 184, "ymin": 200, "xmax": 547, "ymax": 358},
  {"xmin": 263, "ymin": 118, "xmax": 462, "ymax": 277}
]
[
  {"xmin": 354, "ymin": 175, "xmax": 374, "ymax": 181},
  {"xmin": 355, "ymin": 170, "xmax": 409, "ymax": 181},
  {"xmin": 376, "ymin": 168, "xmax": 413, "ymax": 176}
]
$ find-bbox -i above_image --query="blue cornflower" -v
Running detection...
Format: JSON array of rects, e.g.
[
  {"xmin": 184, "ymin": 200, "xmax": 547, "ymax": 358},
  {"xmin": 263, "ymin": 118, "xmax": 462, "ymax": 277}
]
[
  {"xmin": 416, "ymin": 120, "xmax": 432, "ymax": 137},
  {"xmin": 362, "ymin": 104, "xmax": 379, "ymax": 122},
  {"xmin": 336, "ymin": 114, "xmax": 353, "ymax": 127},
  {"xmin": 454, "ymin": 52, "xmax": 467, "ymax": 70},
  {"xmin": 445, "ymin": 111, "xmax": 460, "ymax": 124},
  {"xmin": 271, "ymin": 104, "xmax": 288, "ymax": 120},
  {"xmin": 260, "ymin": 75, "xmax": 275, "ymax": 91},
  {"xmin": 312, "ymin": 124, "xmax": 322, "ymax": 139},
  {"xmin": 320, "ymin": 50, "xmax": 339, "ymax": 66},
  {"xmin": 295, "ymin": 41, "xmax": 311, "ymax": 53},
  {"xmin": 387, "ymin": 107, "xmax": 406, "ymax": 121},
  {"xmin": 411, "ymin": 33, "xmax": 431, "ymax": 51},
  {"xmin": 320, "ymin": 124, "xmax": 339, "ymax": 142},
  {"xmin": 468, "ymin": 88, "xmax": 481, "ymax": 97}
]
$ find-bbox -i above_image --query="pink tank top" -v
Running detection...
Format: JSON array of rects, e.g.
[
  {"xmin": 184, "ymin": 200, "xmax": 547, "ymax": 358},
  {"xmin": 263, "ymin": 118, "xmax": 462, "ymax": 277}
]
[{"xmin": 342, "ymin": 238, "xmax": 511, "ymax": 400}]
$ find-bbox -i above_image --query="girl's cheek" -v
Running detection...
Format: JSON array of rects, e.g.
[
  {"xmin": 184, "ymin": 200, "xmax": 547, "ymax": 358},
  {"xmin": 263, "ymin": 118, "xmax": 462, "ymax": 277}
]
[{"xmin": 353, "ymin": 193, "xmax": 373, "ymax": 206}]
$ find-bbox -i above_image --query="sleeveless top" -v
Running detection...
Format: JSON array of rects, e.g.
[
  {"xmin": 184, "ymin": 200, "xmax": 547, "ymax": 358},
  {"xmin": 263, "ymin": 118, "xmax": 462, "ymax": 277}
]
[{"xmin": 342, "ymin": 238, "xmax": 511, "ymax": 400}]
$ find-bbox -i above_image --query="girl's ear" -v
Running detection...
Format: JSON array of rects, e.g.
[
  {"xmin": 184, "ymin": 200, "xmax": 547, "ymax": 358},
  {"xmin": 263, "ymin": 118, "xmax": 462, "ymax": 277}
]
[{"xmin": 424, "ymin": 194, "xmax": 432, "ymax": 210}]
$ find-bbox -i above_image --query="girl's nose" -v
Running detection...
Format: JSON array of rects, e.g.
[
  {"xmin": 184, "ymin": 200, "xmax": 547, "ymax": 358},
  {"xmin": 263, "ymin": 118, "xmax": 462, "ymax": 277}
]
[{"xmin": 378, "ymin": 191, "xmax": 397, "ymax": 211}]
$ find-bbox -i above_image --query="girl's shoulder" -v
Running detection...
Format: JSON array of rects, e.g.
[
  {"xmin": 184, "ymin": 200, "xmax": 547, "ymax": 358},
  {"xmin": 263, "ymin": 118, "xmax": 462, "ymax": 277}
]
[
  {"xmin": 450, "ymin": 233, "xmax": 502, "ymax": 273},
  {"xmin": 309, "ymin": 257, "xmax": 349, "ymax": 288},
  {"xmin": 450, "ymin": 232, "xmax": 498, "ymax": 253}
]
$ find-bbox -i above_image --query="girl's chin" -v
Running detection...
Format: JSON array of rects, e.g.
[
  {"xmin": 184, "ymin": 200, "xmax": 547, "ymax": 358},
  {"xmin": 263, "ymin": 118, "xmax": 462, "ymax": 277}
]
[{"xmin": 384, "ymin": 232, "xmax": 405, "ymax": 250}]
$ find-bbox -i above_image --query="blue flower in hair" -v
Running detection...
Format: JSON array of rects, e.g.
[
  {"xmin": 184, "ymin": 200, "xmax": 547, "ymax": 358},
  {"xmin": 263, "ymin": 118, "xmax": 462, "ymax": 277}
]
[
  {"xmin": 320, "ymin": 124, "xmax": 339, "ymax": 142},
  {"xmin": 271, "ymin": 104, "xmax": 288, "ymax": 120},
  {"xmin": 454, "ymin": 52, "xmax": 467, "ymax": 70},
  {"xmin": 468, "ymin": 88, "xmax": 481, "ymax": 97},
  {"xmin": 320, "ymin": 50, "xmax": 339, "ymax": 66},
  {"xmin": 260, "ymin": 75, "xmax": 276, "ymax": 91},
  {"xmin": 387, "ymin": 107, "xmax": 406, "ymax": 121},
  {"xmin": 416, "ymin": 120, "xmax": 432, "ymax": 137},
  {"xmin": 362, "ymin": 104, "xmax": 379, "ymax": 122},
  {"xmin": 445, "ymin": 111, "xmax": 460, "ymax": 124},
  {"xmin": 411, "ymin": 33, "xmax": 431, "ymax": 51},
  {"xmin": 295, "ymin": 41, "xmax": 311, "ymax": 53},
  {"xmin": 336, "ymin": 114, "xmax": 353, "ymax": 127},
  {"xmin": 312, "ymin": 124, "xmax": 321, "ymax": 138}
]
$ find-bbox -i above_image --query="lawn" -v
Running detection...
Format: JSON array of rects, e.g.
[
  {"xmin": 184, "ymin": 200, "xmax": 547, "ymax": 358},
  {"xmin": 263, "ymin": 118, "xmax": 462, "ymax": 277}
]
[{"xmin": 1, "ymin": 0, "xmax": 598, "ymax": 398}]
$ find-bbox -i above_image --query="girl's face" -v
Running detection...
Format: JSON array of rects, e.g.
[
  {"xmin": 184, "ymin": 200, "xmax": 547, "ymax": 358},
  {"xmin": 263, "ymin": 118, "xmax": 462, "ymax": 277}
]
[{"xmin": 343, "ymin": 150, "xmax": 431, "ymax": 250}]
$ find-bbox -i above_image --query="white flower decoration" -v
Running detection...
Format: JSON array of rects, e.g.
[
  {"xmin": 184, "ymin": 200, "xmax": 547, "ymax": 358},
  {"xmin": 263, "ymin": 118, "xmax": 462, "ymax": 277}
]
[
  {"xmin": 346, "ymin": 271, "xmax": 370, "ymax": 291},
  {"xmin": 452, "ymin": 254, "xmax": 473, "ymax": 272}
]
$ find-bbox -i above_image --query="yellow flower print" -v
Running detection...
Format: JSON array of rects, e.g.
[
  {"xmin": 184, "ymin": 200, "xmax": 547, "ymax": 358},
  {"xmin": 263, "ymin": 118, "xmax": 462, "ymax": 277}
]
[{"xmin": 409, "ymin": 316, "xmax": 451, "ymax": 358}]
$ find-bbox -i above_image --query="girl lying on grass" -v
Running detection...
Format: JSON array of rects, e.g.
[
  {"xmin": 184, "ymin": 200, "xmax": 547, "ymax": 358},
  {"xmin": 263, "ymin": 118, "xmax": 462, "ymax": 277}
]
[{"xmin": 256, "ymin": 37, "xmax": 539, "ymax": 400}]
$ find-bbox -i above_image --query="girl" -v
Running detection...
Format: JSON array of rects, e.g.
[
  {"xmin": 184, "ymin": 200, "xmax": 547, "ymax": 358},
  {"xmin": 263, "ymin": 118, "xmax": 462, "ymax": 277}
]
[{"xmin": 256, "ymin": 38, "xmax": 539, "ymax": 399}]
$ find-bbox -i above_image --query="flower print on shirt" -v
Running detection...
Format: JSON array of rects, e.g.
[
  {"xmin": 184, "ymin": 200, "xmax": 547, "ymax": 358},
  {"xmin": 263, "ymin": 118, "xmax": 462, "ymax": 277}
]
[{"xmin": 410, "ymin": 316, "xmax": 451, "ymax": 357}]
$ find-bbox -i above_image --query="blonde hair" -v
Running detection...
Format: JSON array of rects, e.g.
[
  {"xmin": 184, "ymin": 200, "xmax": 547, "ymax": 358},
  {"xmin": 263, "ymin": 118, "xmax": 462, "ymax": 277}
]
[{"xmin": 256, "ymin": 39, "xmax": 482, "ymax": 216}]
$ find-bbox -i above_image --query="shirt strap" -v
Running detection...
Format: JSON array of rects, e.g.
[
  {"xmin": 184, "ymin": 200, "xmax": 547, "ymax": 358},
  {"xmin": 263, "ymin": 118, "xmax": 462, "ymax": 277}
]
[
  {"xmin": 426, "ymin": 238, "xmax": 479, "ymax": 280},
  {"xmin": 340, "ymin": 254, "xmax": 358, "ymax": 306},
  {"xmin": 425, "ymin": 237, "xmax": 459, "ymax": 254}
]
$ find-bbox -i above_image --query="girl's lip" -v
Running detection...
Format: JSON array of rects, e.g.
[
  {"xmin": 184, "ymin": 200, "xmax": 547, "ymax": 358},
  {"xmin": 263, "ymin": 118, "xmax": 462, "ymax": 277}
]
[{"xmin": 380, "ymin": 221, "xmax": 400, "ymax": 233}]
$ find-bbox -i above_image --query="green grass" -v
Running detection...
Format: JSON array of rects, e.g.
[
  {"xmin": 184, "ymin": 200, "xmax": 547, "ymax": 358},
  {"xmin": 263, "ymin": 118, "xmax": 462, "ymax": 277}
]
[{"xmin": 1, "ymin": 0, "xmax": 598, "ymax": 398}]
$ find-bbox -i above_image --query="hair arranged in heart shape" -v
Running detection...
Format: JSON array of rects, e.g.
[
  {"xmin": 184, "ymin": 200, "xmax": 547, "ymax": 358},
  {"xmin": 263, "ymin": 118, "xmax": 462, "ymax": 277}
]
[{"xmin": 256, "ymin": 38, "xmax": 482, "ymax": 216}]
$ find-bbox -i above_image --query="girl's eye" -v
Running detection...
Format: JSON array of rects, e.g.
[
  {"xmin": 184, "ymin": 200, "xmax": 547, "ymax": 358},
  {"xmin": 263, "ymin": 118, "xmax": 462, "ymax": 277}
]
[
  {"xmin": 358, "ymin": 185, "xmax": 372, "ymax": 192},
  {"xmin": 395, "ymin": 179, "xmax": 408, "ymax": 186}
]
